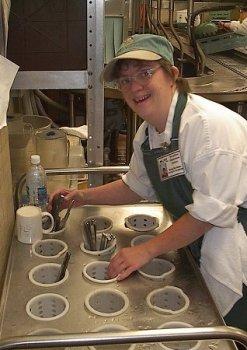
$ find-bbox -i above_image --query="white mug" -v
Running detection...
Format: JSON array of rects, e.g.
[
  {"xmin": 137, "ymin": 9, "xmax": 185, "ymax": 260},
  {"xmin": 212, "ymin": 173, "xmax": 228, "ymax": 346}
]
[{"xmin": 16, "ymin": 206, "xmax": 54, "ymax": 244}]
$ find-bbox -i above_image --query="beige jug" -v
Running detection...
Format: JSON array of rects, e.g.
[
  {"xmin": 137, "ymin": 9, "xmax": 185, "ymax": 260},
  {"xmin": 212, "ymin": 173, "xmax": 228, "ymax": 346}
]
[
  {"xmin": 7, "ymin": 114, "xmax": 36, "ymax": 186},
  {"xmin": 36, "ymin": 129, "xmax": 70, "ymax": 193},
  {"xmin": 36, "ymin": 129, "xmax": 69, "ymax": 169}
]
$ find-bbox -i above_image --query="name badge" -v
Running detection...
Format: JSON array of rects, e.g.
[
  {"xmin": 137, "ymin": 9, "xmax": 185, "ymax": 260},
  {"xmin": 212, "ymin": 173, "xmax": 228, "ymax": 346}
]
[{"xmin": 157, "ymin": 150, "xmax": 185, "ymax": 181}]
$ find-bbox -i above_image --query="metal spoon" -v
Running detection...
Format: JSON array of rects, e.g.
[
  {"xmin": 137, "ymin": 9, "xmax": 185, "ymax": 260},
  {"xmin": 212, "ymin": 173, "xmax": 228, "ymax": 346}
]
[{"xmin": 57, "ymin": 251, "xmax": 71, "ymax": 281}]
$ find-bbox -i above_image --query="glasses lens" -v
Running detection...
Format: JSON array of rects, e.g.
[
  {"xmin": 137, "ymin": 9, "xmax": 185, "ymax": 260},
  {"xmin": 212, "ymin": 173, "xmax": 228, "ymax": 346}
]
[
  {"xmin": 137, "ymin": 69, "xmax": 153, "ymax": 84},
  {"xmin": 116, "ymin": 67, "xmax": 159, "ymax": 90},
  {"xmin": 117, "ymin": 77, "xmax": 132, "ymax": 90}
]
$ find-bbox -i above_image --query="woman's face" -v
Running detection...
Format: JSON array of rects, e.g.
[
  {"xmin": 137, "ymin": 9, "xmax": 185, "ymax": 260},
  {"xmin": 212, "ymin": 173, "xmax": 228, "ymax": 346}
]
[
  {"xmin": 117, "ymin": 59, "xmax": 178, "ymax": 131},
  {"xmin": 240, "ymin": 10, "xmax": 247, "ymax": 21}
]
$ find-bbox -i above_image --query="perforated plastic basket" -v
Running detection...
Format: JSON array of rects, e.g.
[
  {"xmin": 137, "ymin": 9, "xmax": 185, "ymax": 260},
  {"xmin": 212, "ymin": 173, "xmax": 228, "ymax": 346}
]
[
  {"xmin": 85, "ymin": 289, "xmax": 129, "ymax": 317},
  {"xmin": 26, "ymin": 293, "xmax": 69, "ymax": 321},
  {"xmin": 29, "ymin": 263, "xmax": 69, "ymax": 287},
  {"xmin": 83, "ymin": 261, "xmax": 117, "ymax": 284},
  {"xmin": 146, "ymin": 286, "xmax": 189, "ymax": 315}
]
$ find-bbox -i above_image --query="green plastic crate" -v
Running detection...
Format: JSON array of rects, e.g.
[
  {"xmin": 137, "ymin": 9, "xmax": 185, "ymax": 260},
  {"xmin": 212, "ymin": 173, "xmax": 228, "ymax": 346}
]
[{"xmin": 208, "ymin": 10, "xmax": 231, "ymax": 21}]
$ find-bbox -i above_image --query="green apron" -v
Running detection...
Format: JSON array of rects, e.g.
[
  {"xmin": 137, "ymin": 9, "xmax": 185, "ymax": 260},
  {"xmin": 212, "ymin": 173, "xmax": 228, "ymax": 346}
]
[
  {"xmin": 141, "ymin": 93, "xmax": 202, "ymax": 260},
  {"xmin": 141, "ymin": 93, "xmax": 192, "ymax": 219},
  {"xmin": 141, "ymin": 92, "xmax": 247, "ymax": 331}
]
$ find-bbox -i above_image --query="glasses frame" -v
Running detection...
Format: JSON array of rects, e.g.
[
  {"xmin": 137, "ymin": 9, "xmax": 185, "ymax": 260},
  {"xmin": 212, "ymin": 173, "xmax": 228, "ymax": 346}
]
[{"xmin": 114, "ymin": 65, "xmax": 161, "ymax": 91}]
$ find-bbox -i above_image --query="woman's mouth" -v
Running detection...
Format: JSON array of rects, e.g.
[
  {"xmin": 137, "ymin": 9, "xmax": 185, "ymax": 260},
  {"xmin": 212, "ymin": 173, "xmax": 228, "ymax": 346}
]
[{"xmin": 133, "ymin": 94, "xmax": 151, "ymax": 104}]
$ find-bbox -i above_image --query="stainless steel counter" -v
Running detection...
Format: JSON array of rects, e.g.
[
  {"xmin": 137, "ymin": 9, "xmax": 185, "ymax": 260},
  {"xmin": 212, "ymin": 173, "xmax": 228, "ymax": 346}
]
[{"xmin": 0, "ymin": 204, "xmax": 238, "ymax": 349}]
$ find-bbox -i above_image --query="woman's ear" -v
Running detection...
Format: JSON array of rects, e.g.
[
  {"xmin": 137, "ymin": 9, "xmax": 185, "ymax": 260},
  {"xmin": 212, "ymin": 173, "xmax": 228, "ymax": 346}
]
[{"xmin": 171, "ymin": 66, "xmax": 180, "ymax": 79}]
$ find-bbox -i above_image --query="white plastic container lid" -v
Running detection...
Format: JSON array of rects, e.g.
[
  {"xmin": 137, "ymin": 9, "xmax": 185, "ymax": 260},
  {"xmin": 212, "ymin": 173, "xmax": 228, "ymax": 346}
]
[{"xmin": 31, "ymin": 154, "xmax": 40, "ymax": 164}]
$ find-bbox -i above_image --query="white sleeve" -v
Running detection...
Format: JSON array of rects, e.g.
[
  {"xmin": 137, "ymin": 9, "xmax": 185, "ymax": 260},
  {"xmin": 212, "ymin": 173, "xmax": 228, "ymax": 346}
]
[
  {"xmin": 229, "ymin": 20, "xmax": 247, "ymax": 35},
  {"xmin": 186, "ymin": 149, "xmax": 247, "ymax": 227},
  {"xmin": 122, "ymin": 123, "xmax": 158, "ymax": 201}
]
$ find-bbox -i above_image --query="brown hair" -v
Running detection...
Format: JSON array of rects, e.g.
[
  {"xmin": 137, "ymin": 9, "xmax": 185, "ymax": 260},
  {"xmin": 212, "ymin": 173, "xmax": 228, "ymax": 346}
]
[
  {"xmin": 113, "ymin": 58, "xmax": 190, "ymax": 93},
  {"xmin": 158, "ymin": 58, "xmax": 191, "ymax": 93}
]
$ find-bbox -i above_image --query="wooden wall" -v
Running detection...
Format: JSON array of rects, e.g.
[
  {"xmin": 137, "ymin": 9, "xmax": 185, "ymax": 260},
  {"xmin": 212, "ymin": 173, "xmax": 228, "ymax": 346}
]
[{"xmin": 0, "ymin": 126, "xmax": 14, "ymax": 291}]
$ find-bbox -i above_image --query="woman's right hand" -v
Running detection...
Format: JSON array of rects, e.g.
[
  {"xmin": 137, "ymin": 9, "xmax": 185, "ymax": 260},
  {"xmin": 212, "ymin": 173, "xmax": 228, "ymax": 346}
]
[
  {"xmin": 218, "ymin": 21, "xmax": 231, "ymax": 30},
  {"xmin": 48, "ymin": 188, "xmax": 85, "ymax": 211}
]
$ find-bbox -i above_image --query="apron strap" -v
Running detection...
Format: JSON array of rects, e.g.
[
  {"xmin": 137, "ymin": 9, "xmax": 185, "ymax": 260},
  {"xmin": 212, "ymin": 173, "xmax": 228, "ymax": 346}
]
[
  {"xmin": 171, "ymin": 93, "xmax": 188, "ymax": 148},
  {"xmin": 238, "ymin": 207, "xmax": 247, "ymax": 234}
]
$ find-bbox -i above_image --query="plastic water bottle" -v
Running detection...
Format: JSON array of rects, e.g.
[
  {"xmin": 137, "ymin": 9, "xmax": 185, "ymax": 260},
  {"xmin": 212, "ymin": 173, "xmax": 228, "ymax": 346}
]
[{"xmin": 26, "ymin": 155, "xmax": 48, "ymax": 210}]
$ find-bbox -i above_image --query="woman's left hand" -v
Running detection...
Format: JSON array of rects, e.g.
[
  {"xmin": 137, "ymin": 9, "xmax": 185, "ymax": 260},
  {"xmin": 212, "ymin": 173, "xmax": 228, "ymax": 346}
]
[{"xmin": 108, "ymin": 244, "xmax": 152, "ymax": 281}]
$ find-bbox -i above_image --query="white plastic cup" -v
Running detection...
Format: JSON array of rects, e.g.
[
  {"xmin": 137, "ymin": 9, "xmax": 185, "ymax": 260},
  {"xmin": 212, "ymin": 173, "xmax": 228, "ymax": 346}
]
[{"xmin": 16, "ymin": 206, "xmax": 54, "ymax": 244}]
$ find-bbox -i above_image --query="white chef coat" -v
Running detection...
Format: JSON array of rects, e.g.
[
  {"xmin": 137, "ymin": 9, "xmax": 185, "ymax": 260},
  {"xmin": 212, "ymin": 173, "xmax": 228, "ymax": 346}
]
[{"xmin": 122, "ymin": 90, "xmax": 247, "ymax": 316}]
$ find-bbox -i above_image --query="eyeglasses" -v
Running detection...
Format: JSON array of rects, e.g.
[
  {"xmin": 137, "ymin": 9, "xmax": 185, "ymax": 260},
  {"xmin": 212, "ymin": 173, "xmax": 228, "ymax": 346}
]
[{"xmin": 115, "ymin": 66, "xmax": 161, "ymax": 91}]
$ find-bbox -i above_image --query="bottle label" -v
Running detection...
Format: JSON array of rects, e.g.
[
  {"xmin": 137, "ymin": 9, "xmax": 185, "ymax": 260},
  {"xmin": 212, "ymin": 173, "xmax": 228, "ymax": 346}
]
[
  {"xmin": 26, "ymin": 185, "xmax": 47, "ymax": 207},
  {"xmin": 38, "ymin": 186, "xmax": 48, "ymax": 206}
]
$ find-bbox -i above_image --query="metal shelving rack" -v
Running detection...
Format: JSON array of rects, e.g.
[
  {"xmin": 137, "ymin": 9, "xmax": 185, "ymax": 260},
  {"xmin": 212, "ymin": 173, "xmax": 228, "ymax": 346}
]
[{"xmin": 11, "ymin": 0, "xmax": 105, "ymax": 187}]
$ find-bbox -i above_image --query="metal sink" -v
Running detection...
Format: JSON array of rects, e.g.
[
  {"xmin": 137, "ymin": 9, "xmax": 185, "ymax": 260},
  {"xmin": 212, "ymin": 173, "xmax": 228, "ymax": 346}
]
[{"xmin": 0, "ymin": 204, "xmax": 238, "ymax": 349}]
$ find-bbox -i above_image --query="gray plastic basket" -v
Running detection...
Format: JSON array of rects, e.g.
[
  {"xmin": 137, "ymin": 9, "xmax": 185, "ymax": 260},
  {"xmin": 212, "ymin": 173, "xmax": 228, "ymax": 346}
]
[{"xmin": 198, "ymin": 32, "xmax": 247, "ymax": 54}]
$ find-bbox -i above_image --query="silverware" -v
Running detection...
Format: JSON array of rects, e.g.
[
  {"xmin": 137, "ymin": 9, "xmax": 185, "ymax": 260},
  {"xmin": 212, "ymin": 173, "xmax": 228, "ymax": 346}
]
[
  {"xmin": 51, "ymin": 194, "xmax": 64, "ymax": 231},
  {"xmin": 84, "ymin": 220, "xmax": 94, "ymax": 250},
  {"xmin": 99, "ymin": 232, "xmax": 108, "ymax": 250},
  {"xmin": 82, "ymin": 228, "xmax": 90, "ymax": 250},
  {"xmin": 57, "ymin": 200, "xmax": 75, "ymax": 231},
  {"xmin": 90, "ymin": 219, "xmax": 97, "ymax": 250},
  {"xmin": 57, "ymin": 251, "xmax": 71, "ymax": 281},
  {"xmin": 99, "ymin": 232, "xmax": 115, "ymax": 250},
  {"xmin": 105, "ymin": 233, "xmax": 115, "ymax": 249}
]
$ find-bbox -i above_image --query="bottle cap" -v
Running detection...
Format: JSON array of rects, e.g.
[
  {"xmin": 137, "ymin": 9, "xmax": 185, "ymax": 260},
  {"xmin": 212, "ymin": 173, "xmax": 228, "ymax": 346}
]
[{"xmin": 30, "ymin": 155, "xmax": 40, "ymax": 165}]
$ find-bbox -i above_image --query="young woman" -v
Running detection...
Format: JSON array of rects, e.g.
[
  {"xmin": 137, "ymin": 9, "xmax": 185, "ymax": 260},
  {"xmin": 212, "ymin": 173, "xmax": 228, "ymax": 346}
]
[{"xmin": 49, "ymin": 34, "xmax": 247, "ymax": 331}]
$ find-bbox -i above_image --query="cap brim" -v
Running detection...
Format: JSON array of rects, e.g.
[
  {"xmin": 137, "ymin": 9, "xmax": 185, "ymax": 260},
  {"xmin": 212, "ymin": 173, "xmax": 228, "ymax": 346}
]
[{"xmin": 102, "ymin": 50, "xmax": 162, "ymax": 82}]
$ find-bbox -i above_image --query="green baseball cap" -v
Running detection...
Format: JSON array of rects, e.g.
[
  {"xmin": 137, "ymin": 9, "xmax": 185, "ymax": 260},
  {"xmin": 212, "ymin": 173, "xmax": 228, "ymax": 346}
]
[{"xmin": 102, "ymin": 34, "xmax": 174, "ymax": 82}]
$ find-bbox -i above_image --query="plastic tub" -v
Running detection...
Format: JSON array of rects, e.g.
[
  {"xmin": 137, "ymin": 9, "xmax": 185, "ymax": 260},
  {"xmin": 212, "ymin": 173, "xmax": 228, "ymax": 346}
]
[
  {"xmin": 83, "ymin": 261, "xmax": 117, "ymax": 284},
  {"xmin": 82, "ymin": 216, "xmax": 113, "ymax": 233},
  {"xmin": 89, "ymin": 324, "xmax": 136, "ymax": 350},
  {"xmin": 146, "ymin": 286, "xmax": 189, "ymax": 315},
  {"xmin": 80, "ymin": 232, "xmax": 116, "ymax": 257},
  {"xmin": 28, "ymin": 328, "xmax": 64, "ymax": 350},
  {"xmin": 130, "ymin": 234, "xmax": 154, "ymax": 247},
  {"xmin": 44, "ymin": 227, "xmax": 66, "ymax": 237},
  {"xmin": 29, "ymin": 263, "xmax": 69, "ymax": 287},
  {"xmin": 138, "ymin": 258, "xmax": 175, "ymax": 281},
  {"xmin": 26, "ymin": 293, "xmax": 69, "ymax": 321},
  {"xmin": 85, "ymin": 289, "xmax": 129, "ymax": 317},
  {"xmin": 158, "ymin": 321, "xmax": 201, "ymax": 350},
  {"xmin": 125, "ymin": 214, "xmax": 159, "ymax": 232},
  {"xmin": 32, "ymin": 239, "xmax": 68, "ymax": 259}
]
